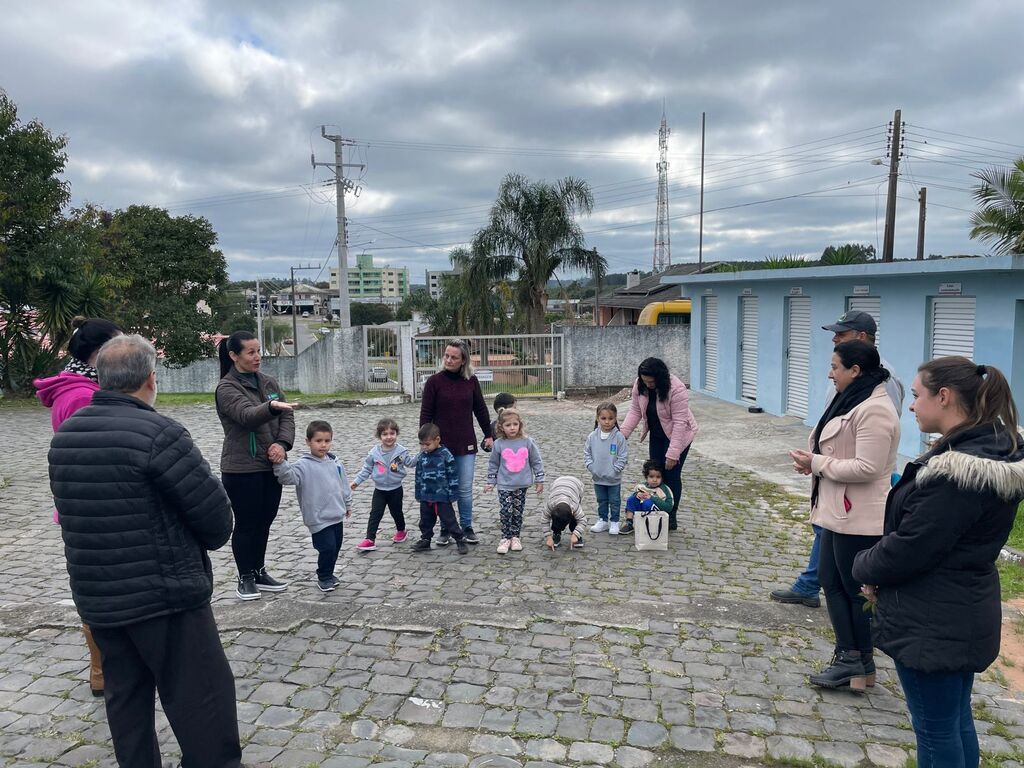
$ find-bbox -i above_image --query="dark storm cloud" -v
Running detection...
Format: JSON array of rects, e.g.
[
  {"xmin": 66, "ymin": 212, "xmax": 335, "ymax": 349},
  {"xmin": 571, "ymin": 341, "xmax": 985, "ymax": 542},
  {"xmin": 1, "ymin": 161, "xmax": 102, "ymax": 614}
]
[{"xmin": 2, "ymin": 0, "xmax": 1022, "ymax": 280}]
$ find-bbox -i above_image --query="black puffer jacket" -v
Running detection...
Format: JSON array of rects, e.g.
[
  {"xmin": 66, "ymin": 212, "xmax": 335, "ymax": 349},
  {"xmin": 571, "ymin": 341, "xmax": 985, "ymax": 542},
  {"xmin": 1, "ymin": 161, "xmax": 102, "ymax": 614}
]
[
  {"xmin": 853, "ymin": 425, "xmax": 1024, "ymax": 673},
  {"xmin": 48, "ymin": 391, "xmax": 233, "ymax": 628}
]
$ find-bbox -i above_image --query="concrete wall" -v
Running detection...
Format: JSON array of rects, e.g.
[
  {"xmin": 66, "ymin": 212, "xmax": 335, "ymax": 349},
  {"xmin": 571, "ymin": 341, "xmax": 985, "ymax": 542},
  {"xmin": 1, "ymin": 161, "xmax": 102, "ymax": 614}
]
[
  {"xmin": 159, "ymin": 357, "xmax": 298, "ymax": 393},
  {"xmin": 682, "ymin": 268, "xmax": 1024, "ymax": 457},
  {"xmin": 558, "ymin": 324, "xmax": 691, "ymax": 388}
]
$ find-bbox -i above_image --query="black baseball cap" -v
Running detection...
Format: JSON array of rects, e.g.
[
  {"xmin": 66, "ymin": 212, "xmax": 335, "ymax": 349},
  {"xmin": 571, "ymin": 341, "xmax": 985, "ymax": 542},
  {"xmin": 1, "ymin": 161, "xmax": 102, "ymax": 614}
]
[{"xmin": 822, "ymin": 310, "xmax": 876, "ymax": 335}]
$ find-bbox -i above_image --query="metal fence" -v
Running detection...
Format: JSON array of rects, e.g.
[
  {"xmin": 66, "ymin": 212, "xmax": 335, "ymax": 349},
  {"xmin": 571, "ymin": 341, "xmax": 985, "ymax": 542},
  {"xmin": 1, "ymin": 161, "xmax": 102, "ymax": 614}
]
[
  {"xmin": 412, "ymin": 334, "xmax": 563, "ymax": 400},
  {"xmin": 363, "ymin": 326, "xmax": 402, "ymax": 392}
]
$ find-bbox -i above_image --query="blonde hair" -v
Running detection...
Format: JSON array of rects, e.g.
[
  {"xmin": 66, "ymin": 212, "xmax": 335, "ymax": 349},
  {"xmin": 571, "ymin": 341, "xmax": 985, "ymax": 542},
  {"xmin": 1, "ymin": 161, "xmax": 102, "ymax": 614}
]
[
  {"xmin": 495, "ymin": 407, "xmax": 527, "ymax": 439},
  {"xmin": 443, "ymin": 339, "xmax": 473, "ymax": 380}
]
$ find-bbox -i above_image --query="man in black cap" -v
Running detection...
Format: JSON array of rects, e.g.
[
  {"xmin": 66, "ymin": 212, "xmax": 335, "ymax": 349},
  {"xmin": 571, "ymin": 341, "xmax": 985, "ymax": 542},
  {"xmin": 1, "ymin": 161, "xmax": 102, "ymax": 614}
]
[{"xmin": 770, "ymin": 309, "xmax": 904, "ymax": 608}]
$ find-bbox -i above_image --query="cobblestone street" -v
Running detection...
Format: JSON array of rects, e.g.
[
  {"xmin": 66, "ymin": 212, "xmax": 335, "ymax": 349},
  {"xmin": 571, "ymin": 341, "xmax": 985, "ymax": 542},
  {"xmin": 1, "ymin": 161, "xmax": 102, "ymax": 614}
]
[{"xmin": 3, "ymin": 397, "xmax": 1024, "ymax": 768}]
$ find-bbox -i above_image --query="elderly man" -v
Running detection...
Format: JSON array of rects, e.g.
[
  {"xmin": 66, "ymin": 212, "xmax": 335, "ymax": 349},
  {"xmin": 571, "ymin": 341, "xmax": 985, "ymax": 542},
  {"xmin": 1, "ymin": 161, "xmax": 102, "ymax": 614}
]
[
  {"xmin": 48, "ymin": 335, "xmax": 242, "ymax": 768},
  {"xmin": 770, "ymin": 310, "xmax": 905, "ymax": 608}
]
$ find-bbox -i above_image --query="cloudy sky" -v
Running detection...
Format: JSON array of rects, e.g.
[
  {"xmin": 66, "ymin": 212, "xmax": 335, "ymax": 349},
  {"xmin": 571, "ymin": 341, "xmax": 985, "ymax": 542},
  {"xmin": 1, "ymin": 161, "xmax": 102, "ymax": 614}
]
[{"xmin": 3, "ymin": 1, "xmax": 1023, "ymax": 283}]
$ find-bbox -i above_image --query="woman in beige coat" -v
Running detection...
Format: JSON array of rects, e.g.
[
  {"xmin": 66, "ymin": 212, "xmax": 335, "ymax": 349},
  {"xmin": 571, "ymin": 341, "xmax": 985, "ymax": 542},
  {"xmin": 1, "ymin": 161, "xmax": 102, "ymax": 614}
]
[{"xmin": 789, "ymin": 340, "xmax": 900, "ymax": 691}]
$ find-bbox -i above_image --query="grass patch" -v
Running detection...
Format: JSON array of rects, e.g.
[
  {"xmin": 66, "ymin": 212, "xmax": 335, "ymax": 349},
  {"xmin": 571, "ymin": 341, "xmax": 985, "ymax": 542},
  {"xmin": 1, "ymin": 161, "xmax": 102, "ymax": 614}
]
[
  {"xmin": 1005, "ymin": 502, "xmax": 1024, "ymax": 550},
  {"xmin": 0, "ymin": 395, "xmax": 42, "ymax": 409},
  {"xmin": 154, "ymin": 391, "xmax": 398, "ymax": 407},
  {"xmin": 998, "ymin": 559, "xmax": 1024, "ymax": 600}
]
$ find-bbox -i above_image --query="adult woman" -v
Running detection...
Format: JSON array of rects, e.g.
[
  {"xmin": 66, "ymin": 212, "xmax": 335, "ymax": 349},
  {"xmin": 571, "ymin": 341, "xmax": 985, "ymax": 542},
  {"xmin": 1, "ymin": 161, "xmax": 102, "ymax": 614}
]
[
  {"xmin": 789, "ymin": 341, "xmax": 899, "ymax": 690},
  {"xmin": 620, "ymin": 357, "xmax": 698, "ymax": 531},
  {"xmin": 853, "ymin": 358, "xmax": 1024, "ymax": 767},
  {"xmin": 35, "ymin": 315, "xmax": 123, "ymax": 696},
  {"xmin": 419, "ymin": 339, "xmax": 492, "ymax": 544},
  {"xmin": 215, "ymin": 331, "xmax": 295, "ymax": 601}
]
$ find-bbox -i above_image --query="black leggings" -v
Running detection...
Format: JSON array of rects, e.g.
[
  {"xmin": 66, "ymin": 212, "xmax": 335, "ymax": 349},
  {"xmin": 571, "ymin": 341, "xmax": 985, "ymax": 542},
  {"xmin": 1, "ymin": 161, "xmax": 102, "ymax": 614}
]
[
  {"xmin": 819, "ymin": 528, "xmax": 881, "ymax": 652},
  {"xmin": 366, "ymin": 487, "xmax": 406, "ymax": 539},
  {"xmin": 648, "ymin": 432, "xmax": 689, "ymax": 521},
  {"xmin": 222, "ymin": 471, "xmax": 283, "ymax": 575}
]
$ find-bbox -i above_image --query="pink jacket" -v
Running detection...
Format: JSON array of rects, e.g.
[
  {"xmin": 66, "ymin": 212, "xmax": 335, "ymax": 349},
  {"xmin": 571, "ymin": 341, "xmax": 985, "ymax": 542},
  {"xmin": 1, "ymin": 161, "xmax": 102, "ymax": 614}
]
[
  {"xmin": 808, "ymin": 383, "xmax": 900, "ymax": 536},
  {"xmin": 620, "ymin": 374, "xmax": 699, "ymax": 462},
  {"xmin": 34, "ymin": 372, "xmax": 99, "ymax": 432}
]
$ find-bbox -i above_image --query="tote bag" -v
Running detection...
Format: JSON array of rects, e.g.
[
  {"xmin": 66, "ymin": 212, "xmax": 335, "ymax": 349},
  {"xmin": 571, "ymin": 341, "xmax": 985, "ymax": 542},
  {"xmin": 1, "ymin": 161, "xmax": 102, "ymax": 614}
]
[{"xmin": 635, "ymin": 510, "xmax": 669, "ymax": 551}]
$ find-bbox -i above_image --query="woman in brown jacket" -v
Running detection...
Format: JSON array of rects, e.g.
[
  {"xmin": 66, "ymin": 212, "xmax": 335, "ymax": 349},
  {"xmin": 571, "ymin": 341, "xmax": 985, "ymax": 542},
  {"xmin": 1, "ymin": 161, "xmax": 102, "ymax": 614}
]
[
  {"xmin": 215, "ymin": 331, "xmax": 296, "ymax": 601},
  {"xmin": 789, "ymin": 340, "xmax": 900, "ymax": 690}
]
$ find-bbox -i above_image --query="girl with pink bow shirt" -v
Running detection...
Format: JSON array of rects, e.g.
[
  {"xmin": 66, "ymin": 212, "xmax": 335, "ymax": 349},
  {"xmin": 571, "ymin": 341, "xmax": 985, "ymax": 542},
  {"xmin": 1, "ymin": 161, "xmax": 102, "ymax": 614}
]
[{"xmin": 485, "ymin": 408, "xmax": 545, "ymax": 554}]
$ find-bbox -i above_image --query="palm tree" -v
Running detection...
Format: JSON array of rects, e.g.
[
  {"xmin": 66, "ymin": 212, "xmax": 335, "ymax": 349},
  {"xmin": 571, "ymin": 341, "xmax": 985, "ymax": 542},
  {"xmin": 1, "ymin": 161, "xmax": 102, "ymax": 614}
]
[
  {"xmin": 969, "ymin": 158, "xmax": 1024, "ymax": 255},
  {"xmin": 466, "ymin": 174, "xmax": 606, "ymax": 333}
]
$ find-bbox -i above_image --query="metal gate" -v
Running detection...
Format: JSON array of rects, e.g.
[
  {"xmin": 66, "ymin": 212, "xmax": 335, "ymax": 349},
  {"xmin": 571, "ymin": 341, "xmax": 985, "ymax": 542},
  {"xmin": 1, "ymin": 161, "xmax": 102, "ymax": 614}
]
[
  {"xmin": 739, "ymin": 296, "xmax": 759, "ymax": 402},
  {"xmin": 702, "ymin": 296, "xmax": 719, "ymax": 392},
  {"xmin": 785, "ymin": 296, "xmax": 811, "ymax": 418},
  {"xmin": 363, "ymin": 325, "xmax": 402, "ymax": 392},
  {"xmin": 413, "ymin": 334, "xmax": 563, "ymax": 400}
]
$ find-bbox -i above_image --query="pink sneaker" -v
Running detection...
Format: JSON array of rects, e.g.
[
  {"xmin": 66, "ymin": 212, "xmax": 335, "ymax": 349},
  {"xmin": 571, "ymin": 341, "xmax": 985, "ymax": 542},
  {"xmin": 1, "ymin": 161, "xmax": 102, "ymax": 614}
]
[
  {"xmin": 392, "ymin": 531, "xmax": 408, "ymax": 543},
  {"xmin": 355, "ymin": 539, "xmax": 377, "ymax": 552}
]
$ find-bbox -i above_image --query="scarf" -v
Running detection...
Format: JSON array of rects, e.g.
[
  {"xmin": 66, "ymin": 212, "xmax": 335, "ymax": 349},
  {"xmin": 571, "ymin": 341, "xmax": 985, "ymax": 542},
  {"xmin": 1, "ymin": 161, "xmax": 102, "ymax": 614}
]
[
  {"xmin": 810, "ymin": 367, "xmax": 890, "ymax": 508},
  {"xmin": 64, "ymin": 357, "xmax": 98, "ymax": 382}
]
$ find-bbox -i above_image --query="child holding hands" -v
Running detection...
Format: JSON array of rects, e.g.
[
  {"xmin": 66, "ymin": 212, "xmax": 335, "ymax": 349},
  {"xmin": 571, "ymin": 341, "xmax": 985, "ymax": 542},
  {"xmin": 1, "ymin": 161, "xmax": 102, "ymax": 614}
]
[
  {"xmin": 273, "ymin": 420, "xmax": 352, "ymax": 592},
  {"xmin": 485, "ymin": 408, "xmax": 545, "ymax": 554},
  {"xmin": 351, "ymin": 418, "xmax": 413, "ymax": 551}
]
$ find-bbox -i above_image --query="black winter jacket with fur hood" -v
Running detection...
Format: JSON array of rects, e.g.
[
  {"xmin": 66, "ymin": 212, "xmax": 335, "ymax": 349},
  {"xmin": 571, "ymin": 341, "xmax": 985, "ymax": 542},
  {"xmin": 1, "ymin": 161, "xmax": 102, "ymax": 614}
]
[{"xmin": 853, "ymin": 425, "xmax": 1024, "ymax": 673}]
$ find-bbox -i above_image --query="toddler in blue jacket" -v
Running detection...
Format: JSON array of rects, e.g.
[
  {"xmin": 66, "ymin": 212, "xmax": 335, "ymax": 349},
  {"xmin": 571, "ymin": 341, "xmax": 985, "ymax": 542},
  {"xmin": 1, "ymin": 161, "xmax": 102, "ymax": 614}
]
[{"xmin": 411, "ymin": 423, "xmax": 468, "ymax": 554}]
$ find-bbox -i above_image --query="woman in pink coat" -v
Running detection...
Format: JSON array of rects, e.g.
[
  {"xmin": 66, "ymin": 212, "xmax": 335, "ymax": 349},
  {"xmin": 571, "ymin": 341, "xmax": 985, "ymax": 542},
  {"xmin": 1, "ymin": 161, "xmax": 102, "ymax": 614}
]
[
  {"xmin": 620, "ymin": 357, "xmax": 699, "ymax": 530},
  {"xmin": 789, "ymin": 340, "xmax": 899, "ymax": 691},
  {"xmin": 34, "ymin": 315, "xmax": 122, "ymax": 696}
]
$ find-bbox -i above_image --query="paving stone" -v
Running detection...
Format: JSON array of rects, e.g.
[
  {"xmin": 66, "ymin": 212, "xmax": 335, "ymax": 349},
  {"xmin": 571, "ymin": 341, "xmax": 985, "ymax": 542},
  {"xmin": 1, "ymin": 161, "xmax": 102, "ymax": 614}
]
[
  {"xmin": 351, "ymin": 720, "xmax": 380, "ymax": 739},
  {"xmin": 556, "ymin": 713, "xmax": 592, "ymax": 741},
  {"xmin": 249, "ymin": 681, "xmax": 299, "ymax": 706},
  {"xmin": 814, "ymin": 741, "xmax": 866, "ymax": 768},
  {"xmin": 722, "ymin": 732, "xmax": 767, "ymax": 759},
  {"xmin": 241, "ymin": 744, "xmax": 283, "ymax": 765},
  {"xmin": 482, "ymin": 708, "xmax": 518, "ymax": 732},
  {"xmin": 515, "ymin": 709, "xmax": 557, "ymax": 737},
  {"xmin": 339, "ymin": 741, "xmax": 385, "ymax": 757},
  {"xmin": 363, "ymin": 694, "xmax": 405, "ymax": 719},
  {"xmin": 381, "ymin": 725, "xmax": 416, "ymax": 745},
  {"xmin": 321, "ymin": 757, "xmax": 371, "ymax": 768},
  {"xmin": 568, "ymin": 741, "xmax": 614, "ymax": 765},
  {"xmin": 424, "ymin": 753, "xmax": 470, "ymax": 767},
  {"xmin": 369, "ymin": 674, "xmax": 417, "ymax": 695},
  {"xmin": 443, "ymin": 703, "xmax": 486, "ymax": 728},
  {"xmin": 470, "ymin": 734, "xmax": 522, "ymax": 756},
  {"xmin": 485, "ymin": 686, "xmax": 518, "ymax": 706},
  {"xmin": 865, "ymin": 743, "xmax": 908, "ymax": 767},
  {"xmin": 273, "ymin": 749, "xmax": 327, "ymax": 767},
  {"xmin": 255, "ymin": 705, "xmax": 303, "ymax": 728},
  {"xmin": 291, "ymin": 687, "xmax": 332, "ymax": 710},
  {"xmin": 468, "ymin": 757, "xmax": 522, "ymax": 768},
  {"xmin": 767, "ymin": 735, "xmax": 815, "ymax": 763},
  {"xmin": 591, "ymin": 717, "xmax": 625, "ymax": 744},
  {"xmin": 613, "ymin": 746, "xmax": 656, "ymax": 768},
  {"xmin": 625, "ymin": 721, "xmax": 667, "ymax": 748},
  {"xmin": 670, "ymin": 726, "xmax": 716, "ymax": 752},
  {"xmin": 729, "ymin": 711, "xmax": 776, "ymax": 733},
  {"xmin": 524, "ymin": 739, "xmax": 566, "ymax": 762},
  {"xmin": 381, "ymin": 745, "xmax": 429, "ymax": 762},
  {"xmin": 620, "ymin": 699, "xmax": 659, "ymax": 722}
]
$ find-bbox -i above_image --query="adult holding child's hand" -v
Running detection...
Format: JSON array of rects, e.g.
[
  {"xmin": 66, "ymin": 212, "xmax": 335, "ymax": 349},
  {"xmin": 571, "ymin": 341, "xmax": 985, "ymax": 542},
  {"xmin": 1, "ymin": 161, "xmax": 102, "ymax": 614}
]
[
  {"xmin": 215, "ymin": 331, "xmax": 295, "ymax": 602},
  {"xmin": 620, "ymin": 357, "xmax": 698, "ymax": 530}
]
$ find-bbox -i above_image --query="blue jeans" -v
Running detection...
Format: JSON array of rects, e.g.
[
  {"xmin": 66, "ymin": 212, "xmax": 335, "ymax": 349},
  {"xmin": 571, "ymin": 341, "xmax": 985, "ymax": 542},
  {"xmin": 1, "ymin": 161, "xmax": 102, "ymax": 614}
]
[
  {"xmin": 791, "ymin": 524, "xmax": 822, "ymax": 596},
  {"xmin": 594, "ymin": 484, "xmax": 621, "ymax": 523},
  {"xmin": 896, "ymin": 663, "xmax": 978, "ymax": 768},
  {"xmin": 453, "ymin": 453, "xmax": 476, "ymax": 530}
]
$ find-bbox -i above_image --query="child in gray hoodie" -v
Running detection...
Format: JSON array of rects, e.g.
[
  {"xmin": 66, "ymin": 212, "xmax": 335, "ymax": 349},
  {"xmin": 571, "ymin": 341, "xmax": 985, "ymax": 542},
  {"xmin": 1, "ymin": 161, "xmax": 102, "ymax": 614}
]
[
  {"xmin": 485, "ymin": 408, "xmax": 545, "ymax": 554},
  {"xmin": 273, "ymin": 420, "xmax": 353, "ymax": 592},
  {"xmin": 351, "ymin": 418, "xmax": 414, "ymax": 551},
  {"xmin": 584, "ymin": 401, "xmax": 629, "ymax": 535}
]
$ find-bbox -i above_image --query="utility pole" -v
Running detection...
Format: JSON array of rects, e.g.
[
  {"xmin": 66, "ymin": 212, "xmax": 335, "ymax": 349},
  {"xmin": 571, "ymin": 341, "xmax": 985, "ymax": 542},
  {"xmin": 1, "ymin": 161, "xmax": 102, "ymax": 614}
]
[
  {"xmin": 255, "ymin": 277, "xmax": 265, "ymax": 354},
  {"xmin": 698, "ymin": 111, "xmax": 706, "ymax": 266},
  {"xmin": 882, "ymin": 109, "xmax": 903, "ymax": 262},
  {"xmin": 290, "ymin": 263, "xmax": 321, "ymax": 354},
  {"xmin": 313, "ymin": 127, "xmax": 364, "ymax": 329},
  {"xmin": 916, "ymin": 187, "xmax": 927, "ymax": 261}
]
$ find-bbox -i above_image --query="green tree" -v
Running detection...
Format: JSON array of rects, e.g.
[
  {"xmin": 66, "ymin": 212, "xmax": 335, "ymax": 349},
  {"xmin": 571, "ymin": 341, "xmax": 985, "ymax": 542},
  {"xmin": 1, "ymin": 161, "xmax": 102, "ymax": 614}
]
[
  {"xmin": 395, "ymin": 287, "xmax": 434, "ymax": 321},
  {"xmin": 970, "ymin": 158, "xmax": 1024, "ymax": 255},
  {"xmin": 820, "ymin": 243, "xmax": 875, "ymax": 265},
  {"xmin": 464, "ymin": 174, "xmax": 605, "ymax": 333},
  {"xmin": 95, "ymin": 205, "xmax": 229, "ymax": 366},
  {"xmin": 351, "ymin": 302, "xmax": 395, "ymax": 326}
]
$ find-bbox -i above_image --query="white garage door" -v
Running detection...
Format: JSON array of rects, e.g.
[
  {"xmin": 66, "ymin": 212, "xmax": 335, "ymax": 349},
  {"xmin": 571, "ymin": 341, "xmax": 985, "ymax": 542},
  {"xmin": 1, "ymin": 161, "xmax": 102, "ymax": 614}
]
[
  {"xmin": 739, "ymin": 296, "xmax": 759, "ymax": 402},
  {"xmin": 930, "ymin": 297, "xmax": 976, "ymax": 359},
  {"xmin": 702, "ymin": 296, "xmax": 719, "ymax": 392},
  {"xmin": 847, "ymin": 296, "xmax": 882, "ymax": 347},
  {"xmin": 785, "ymin": 296, "xmax": 811, "ymax": 418}
]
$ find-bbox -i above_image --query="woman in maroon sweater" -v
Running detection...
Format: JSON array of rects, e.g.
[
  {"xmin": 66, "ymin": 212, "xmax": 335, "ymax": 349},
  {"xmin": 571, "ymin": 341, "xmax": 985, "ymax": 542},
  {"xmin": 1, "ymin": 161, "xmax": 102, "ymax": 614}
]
[{"xmin": 420, "ymin": 339, "xmax": 493, "ymax": 544}]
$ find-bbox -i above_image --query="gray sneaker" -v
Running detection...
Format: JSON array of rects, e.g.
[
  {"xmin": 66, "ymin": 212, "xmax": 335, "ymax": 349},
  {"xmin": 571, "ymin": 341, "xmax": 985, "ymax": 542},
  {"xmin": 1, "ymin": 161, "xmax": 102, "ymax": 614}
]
[
  {"xmin": 436, "ymin": 533, "xmax": 451, "ymax": 546},
  {"xmin": 463, "ymin": 527, "xmax": 479, "ymax": 544}
]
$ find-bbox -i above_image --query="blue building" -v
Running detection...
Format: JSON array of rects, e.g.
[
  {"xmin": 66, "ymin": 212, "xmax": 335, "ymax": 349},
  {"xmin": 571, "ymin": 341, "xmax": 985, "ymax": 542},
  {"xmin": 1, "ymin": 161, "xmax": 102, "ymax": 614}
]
[{"xmin": 663, "ymin": 255, "xmax": 1024, "ymax": 457}]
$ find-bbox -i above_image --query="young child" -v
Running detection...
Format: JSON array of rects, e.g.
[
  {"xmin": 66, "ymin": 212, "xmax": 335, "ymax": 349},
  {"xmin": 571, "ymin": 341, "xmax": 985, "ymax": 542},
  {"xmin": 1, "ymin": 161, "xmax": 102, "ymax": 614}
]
[
  {"xmin": 543, "ymin": 475, "xmax": 587, "ymax": 551},
  {"xmin": 411, "ymin": 423, "xmax": 468, "ymax": 554},
  {"xmin": 351, "ymin": 418, "xmax": 414, "ymax": 551},
  {"xmin": 483, "ymin": 392, "xmax": 517, "ymax": 451},
  {"xmin": 621, "ymin": 460, "xmax": 675, "ymax": 534},
  {"xmin": 584, "ymin": 401, "xmax": 629, "ymax": 535},
  {"xmin": 485, "ymin": 407, "xmax": 545, "ymax": 554},
  {"xmin": 272, "ymin": 420, "xmax": 352, "ymax": 592}
]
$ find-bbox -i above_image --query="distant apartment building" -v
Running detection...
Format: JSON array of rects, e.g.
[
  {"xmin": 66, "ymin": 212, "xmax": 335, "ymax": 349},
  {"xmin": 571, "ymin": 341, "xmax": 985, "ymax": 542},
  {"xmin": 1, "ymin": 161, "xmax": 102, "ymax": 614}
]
[
  {"xmin": 330, "ymin": 253, "xmax": 410, "ymax": 304},
  {"xmin": 426, "ymin": 268, "xmax": 460, "ymax": 299},
  {"xmin": 270, "ymin": 284, "xmax": 333, "ymax": 315}
]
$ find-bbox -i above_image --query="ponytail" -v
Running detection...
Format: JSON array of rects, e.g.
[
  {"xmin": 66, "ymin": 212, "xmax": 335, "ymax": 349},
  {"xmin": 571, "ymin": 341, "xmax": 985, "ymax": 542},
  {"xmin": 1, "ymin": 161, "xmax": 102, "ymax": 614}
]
[
  {"xmin": 219, "ymin": 331, "xmax": 257, "ymax": 378},
  {"xmin": 918, "ymin": 356, "xmax": 1021, "ymax": 449}
]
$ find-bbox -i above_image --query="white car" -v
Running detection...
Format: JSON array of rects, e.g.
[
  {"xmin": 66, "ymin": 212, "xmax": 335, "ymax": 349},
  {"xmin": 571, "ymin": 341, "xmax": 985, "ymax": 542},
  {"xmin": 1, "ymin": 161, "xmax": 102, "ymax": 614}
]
[
  {"xmin": 301, "ymin": 311, "xmax": 310, "ymax": 318},
  {"xmin": 368, "ymin": 366, "xmax": 389, "ymax": 383}
]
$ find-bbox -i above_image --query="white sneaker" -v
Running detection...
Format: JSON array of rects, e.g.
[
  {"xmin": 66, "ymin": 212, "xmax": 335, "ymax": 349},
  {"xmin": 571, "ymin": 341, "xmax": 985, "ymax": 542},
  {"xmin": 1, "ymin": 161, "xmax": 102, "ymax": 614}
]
[
  {"xmin": 591, "ymin": 520, "xmax": 609, "ymax": 533},
  {"xmin": 496, "ymin": 538, "xmax": 511, "ymax": 554},
  {"xmin": 609, "ymin": 522, "xmax": 620, "ymax": 535},
  {"xmin": 510, "ymin": 537, "xmax": 522, "ymax": 551}
]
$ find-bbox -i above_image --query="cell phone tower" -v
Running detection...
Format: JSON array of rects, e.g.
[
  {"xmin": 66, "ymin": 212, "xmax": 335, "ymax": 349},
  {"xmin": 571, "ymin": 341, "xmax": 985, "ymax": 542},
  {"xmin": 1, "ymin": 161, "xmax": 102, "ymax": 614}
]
[{"xmin": 652, "ymin": 109, "xmax": 672, "ymax": 273}]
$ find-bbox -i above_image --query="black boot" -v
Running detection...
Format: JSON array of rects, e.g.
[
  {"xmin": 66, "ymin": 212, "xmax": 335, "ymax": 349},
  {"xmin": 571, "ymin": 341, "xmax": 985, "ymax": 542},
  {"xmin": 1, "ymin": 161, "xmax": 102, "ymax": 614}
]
[
  {"xmin": 861, "ymin": 650, "xmax": 876, "ymax": 687},
  {"xmin": 809, "ymin": 649, "xmax": 867, "ymax": 690}
]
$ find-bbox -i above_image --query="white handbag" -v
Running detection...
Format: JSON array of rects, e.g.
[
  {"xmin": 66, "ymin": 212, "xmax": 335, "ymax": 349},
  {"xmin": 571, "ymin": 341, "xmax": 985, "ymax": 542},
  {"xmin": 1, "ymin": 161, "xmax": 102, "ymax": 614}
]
[{"xmin": 634, "ymin": 510, "xmax": 669, "ymax": 551}]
